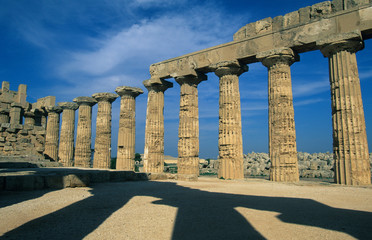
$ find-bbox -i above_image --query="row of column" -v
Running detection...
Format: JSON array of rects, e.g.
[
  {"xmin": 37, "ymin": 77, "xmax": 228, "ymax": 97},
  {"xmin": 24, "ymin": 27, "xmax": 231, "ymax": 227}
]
[
  {"xmin": 43, "ymin": 87, "xmax": 143, "ymax": 170},
  {"xmin": 142, "ymin": 32, "xmax": 370, "ymax": 185}
]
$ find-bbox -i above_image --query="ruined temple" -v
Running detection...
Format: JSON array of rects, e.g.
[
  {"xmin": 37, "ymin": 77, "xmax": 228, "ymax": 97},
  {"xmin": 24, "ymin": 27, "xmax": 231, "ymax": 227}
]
[{"xmin": 1, "ymin": 0, "xmax": 371, "ymax": 186}]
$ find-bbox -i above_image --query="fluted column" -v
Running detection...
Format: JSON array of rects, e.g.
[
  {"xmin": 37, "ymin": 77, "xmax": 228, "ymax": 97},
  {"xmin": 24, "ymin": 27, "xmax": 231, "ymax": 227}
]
[
  {"xmin": 44, "ymin": 106, "xmax": 62, "ymax": 161},
  {"xmin": 73, "ymin": 97, "xmax": 97, "ymax": 168},
  {"xmin": 115, "ymin": 87, "xmax": 143, "ymax": 170},
  {"xmin": 58, "ymin": 102, "xmax": 78, "ymax": 167},
  {"xmin": 318, "ymin": 32, "xmax": 370, "ymax": 185},
  {"xmin": 257, "ymin": 48, "xmax": 299, "ymax": 182},
  {"xmin": 9, "ymin": 102, "xmax": 22, "ymax": 125},
  {"xmin": 143, "ymin": 78, "xmax": 173, "ymax": 173},
  {"xmin": 213, "ymin": 61, "xmax": 247, "ymax": 180},
  {"xmin": 92, "ymin": 92, "xmax": 118, "ymax": 169},
  {"xmin": 0, "ymin": 109, "xmax": 10, "ymax": 124},
  {"xmin": 175, "ymin": 73, "xmax": 206, "ymax": 176}
]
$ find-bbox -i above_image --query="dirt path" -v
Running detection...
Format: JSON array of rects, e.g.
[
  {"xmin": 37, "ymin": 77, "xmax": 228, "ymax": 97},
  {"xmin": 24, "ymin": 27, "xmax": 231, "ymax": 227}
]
[{"xmin": 1, "ymin": 178, "xmax": 372, "ymax": 240}]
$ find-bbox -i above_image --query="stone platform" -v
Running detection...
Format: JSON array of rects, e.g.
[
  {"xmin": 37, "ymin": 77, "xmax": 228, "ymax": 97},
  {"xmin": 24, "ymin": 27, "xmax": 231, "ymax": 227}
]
[
  {"xmin": 0, "ymin": 168, "xmax": 149, "ymax": 191},
  {"xmin": 0, "ymin": 168, "xmax": 198, "ymax": 191}
]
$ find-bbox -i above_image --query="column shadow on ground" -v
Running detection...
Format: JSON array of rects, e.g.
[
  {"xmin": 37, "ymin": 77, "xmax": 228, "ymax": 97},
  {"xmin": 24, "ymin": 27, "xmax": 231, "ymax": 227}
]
[{"xmin": 1, "ymin": 181, "xmax": 372, "ymax": 240}]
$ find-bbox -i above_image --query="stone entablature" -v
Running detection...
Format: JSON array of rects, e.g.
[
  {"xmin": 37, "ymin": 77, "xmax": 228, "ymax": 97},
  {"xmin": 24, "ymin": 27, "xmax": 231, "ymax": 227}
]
[{"xmin": 148, "ymin": 0, "xmax": 372, "ymax": 79}]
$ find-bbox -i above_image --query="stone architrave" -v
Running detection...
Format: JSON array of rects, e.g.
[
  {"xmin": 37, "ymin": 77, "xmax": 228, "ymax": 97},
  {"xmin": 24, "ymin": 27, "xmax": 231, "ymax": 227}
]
[
  {"xmin": 317, "ymin": 32, "xmax": 371, "ymax": 185},
  {"xmin": 143, "ymin": 78, "xmax": 173, "ymax": 173},
  {"xmin": 73, "ymin": 97, "xmax": 97, "ymax": 168},
  {"xmin": 175, "ymin": 73, "xmax": 206, "ymax": 176},
  {"xmin": 58, "ymin": 102, "xmax": 79, "ymax": 167},
  {"xmin": 9, "ymin": 102, "xmax": 23, "ymax": 125},
  {"xmin": 0, "ymin": 108, "xmax": 10, "ymax": 124},
  {"xmin": 91, "ymin": 92, "xmax": 118, "ymax": 169},
  {"xmin": 212, "ymin": 60, "xmax": 247, "ymax": 180},
  {"xmin": 44, "ymin": 106, "xmax": 62, "ymax": 161},
  {"xmin": 115, "ymin": 86, "xmax": 143, "ymax": 170},
  {"xmin": 257, "ymin": 47, "xmax": 300, "ymax": 182}
]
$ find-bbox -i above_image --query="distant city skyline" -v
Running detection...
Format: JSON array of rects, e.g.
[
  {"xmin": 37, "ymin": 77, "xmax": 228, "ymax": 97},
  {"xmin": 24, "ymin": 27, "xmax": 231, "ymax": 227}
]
[{"xmin": 1, "ymin": 0, "xmax": 371, "ymax": 158}]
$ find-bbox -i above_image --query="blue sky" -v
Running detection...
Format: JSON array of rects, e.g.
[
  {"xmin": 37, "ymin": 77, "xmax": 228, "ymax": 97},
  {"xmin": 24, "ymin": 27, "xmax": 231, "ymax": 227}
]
[{"xmin": 1, "ymin": 0, "xmax": 371, "ymax": 159}]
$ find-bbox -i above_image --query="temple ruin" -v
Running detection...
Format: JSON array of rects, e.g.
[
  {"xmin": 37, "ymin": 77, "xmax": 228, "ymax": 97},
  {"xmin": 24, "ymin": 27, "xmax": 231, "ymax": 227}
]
[{"xmin": 0, "ymin": 0, "xmax": 371, "ymax": 186}]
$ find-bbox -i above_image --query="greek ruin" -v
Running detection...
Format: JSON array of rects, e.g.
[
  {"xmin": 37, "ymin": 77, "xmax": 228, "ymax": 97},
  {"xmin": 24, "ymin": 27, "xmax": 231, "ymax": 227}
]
[{"xmin": 0, "ymin": 0, "xmax": 371, "ymax": 186}]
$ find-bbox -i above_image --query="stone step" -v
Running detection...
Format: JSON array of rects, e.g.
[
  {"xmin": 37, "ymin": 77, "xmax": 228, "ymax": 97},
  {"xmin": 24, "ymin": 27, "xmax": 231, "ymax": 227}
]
[{"xmin": 0, "ymin": 168, "xmax": 184, "ymax": 191}]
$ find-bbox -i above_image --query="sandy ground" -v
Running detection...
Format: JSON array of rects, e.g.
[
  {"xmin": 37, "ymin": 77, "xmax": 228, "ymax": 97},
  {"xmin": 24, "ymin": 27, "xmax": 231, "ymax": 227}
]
[{"xmin": 0, "ymin": 177, "xmax": 372, "ymax": 240}]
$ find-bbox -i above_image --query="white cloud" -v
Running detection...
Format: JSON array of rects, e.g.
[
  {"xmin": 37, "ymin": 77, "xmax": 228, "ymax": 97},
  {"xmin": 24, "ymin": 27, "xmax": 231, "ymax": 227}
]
[{"xmin": 293, "ymin": 80, "xmax": 329, "ymax": 97}]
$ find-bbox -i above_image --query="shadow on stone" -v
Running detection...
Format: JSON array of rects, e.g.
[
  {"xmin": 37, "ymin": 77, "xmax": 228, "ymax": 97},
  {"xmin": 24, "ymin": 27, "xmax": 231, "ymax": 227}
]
[{"xmin": 1, "ymin": 181, "xmax": 372, "ymax": 240}]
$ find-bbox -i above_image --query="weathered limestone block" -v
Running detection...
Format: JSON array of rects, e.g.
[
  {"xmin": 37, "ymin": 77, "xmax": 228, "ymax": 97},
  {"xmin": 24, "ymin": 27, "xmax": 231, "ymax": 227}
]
[
  {"xmin": 73, "ymin": 97, "xmax": 97, "ymax": 168},
  {"xmin": 143, "ymin": 78, "xmax": 173, "ymax": 173},
  {"xmin": 212, "ymin": 60, "xmax": 247, "ymax": 180},
  {"xmin": 175, "ymin": 73, "xmax": 206, "ymax": 176},
  {"xmin": 23, "ymin": 110, "xmax": 36, "ymax": 126},
  {"xmin": 16, "ymin": 84, "xmax": 27, "ymax": 106},
  {"xmin": 58, "ymin": 102, "xmax": 78, "ymax": 167},
  {"xmin": 9, "ymin": 102, "xmax": 23, "ymax": 125},
  {"xmin": 317, "ymin": 31, "xmax": 371, "ymax": 185},
  {"xmin": 92, "ymin": 92, "xmax": 118, "ymax": 169},
  {"xmin": 0, "ymin": 108, "xmax": 10, "ymax": 124},
  {"xmin": 115, "ymin": 87, "xmax": 143, "ymax": 170},
  {"xmin": 44, "ymin": 106, "xmax": 62, "ymax": 162},
  {"xmin": 257, "ymin": 47, "xmax": 300, "ymax": 182}
]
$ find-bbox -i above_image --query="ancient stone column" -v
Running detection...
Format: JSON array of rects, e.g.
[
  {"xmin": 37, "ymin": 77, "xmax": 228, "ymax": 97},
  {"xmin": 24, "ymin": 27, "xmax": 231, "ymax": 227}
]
[
  {"xmin": 91, "ymin": 92, "xmax": 118, "ymax": 169},
  {"xmin": 175, "ymin": 73, "xmax": 206, "ymax": 176},
  {"xmin": 318, "ymin": 32, "xmax": 371, "ymax": 185},
  {"xmin": 0, "ymin": 109, "xmax": 10, "ymax": 124},
  {"xmin": 24, "ymin": 111, "xmax": 35, "ymax": 126},
  {"xmin": 213, "ymin": 61, "xmax": 247, "ymax": 180},
  {"xmin": 143, "ymin": 78, "xmax": 173, "ymax": 173},
  {"xmin": 58, "ymin": 102, "xmax": 79, "ymax": 167},
  {"xmin": 73, "ymin": 97, "xmax": 97, "ymax": 168},
  {"xmin": 44, "ymin": 106, "xmax": 62, "ymax": 161},
  {"xmin": 257, "ymin": 48, "xmax": 299, "ymax": 182},
  {"xmin": 9, "ymin": 102, "xmax": 23, "ymax": 125},
  {"xmin": 115, "ymin": 87, "xmax": 143, "ymax": 170}
]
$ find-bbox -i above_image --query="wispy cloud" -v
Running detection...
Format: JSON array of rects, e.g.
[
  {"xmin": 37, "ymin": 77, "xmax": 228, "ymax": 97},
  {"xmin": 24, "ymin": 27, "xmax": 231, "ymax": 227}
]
[
  {"xmin": 293, "ymin": 80, "xmax": 329, "ymax": 97},
  {"xmin": 294, "ymin": 98, "xmax": 326, "ymax": 107}
]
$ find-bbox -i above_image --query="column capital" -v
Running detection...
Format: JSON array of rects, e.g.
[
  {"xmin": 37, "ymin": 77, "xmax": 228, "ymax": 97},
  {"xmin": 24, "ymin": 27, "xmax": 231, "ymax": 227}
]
[
  {"xmin": 58, "ymin": 102, "xmax": 79, "ymax": 111},
  {"xmin": 317, "ymin": 31, "xmax": 364, "ymax": 57},
  {"xmin": 45, "ymin": 106, "xmax": 62, "ymax": 114},
  {"xmin": 23, "ymin": 111, "xmax": 35, "ymax": 118},
  {"xmin": 212, "ymin": 60, "xmax": 248, "ymax": 78},
  {"xmin": 175, "ymin": 73, "xmax": 207, "ymax": 86},
  {"xmin": 92, "ymin": 92, "xmax": 119, "ymax": 103},
  {"xmin": 115, "ymin": 86, "xmax": 144, "ymax": 98},
  {"xmin": 257, "ymin": 47, "xmax": 299, "ymax": 68},
  {"xmin": 143, "ymin": 78, "xmax": 173, "ymax": 92},
  {"xmin": 73, "ymin": 96, "xmax": 97, "ymax": 107},
  {"xmin": 10, "ymin": 102, "xmax": 23, "ymax": 108}
]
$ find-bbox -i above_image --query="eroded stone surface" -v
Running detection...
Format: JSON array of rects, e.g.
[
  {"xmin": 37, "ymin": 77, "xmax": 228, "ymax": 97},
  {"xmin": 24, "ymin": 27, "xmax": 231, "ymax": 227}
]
[
  {"xmin": 92, "ymin": 93, "xmax": 118, "ymax": 169},
  {"xmin": 143, "ymin": 79, "xmax": 173, "ymax": 173},
  {"xmin": 44, "ymin": 106, "xmax": 62, "ymax": 162},
  {"xmin": 214, "ymin": 61, "xmax": 247, "ymax": 180},
  {"xmin": 115, "ymin": 87, "xmax": 143, "ymax": 170},
  {"xmin": 58, "ymin": 102, "xmax": 78, "ymax": 167},
  {"xmin": 175, "ymin": 73, "xmax": 206, "ymax": 176},
  {"xmin": 318, "ymin": 32, "xmax": 371, "ymax": 185},
  {"xmin": 73, "ymin": 97, "xmax": 97, "ymax": 168},
  {"xmin": 258, "ymin": 48, "xmax": 299, "ymax": 182}
]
